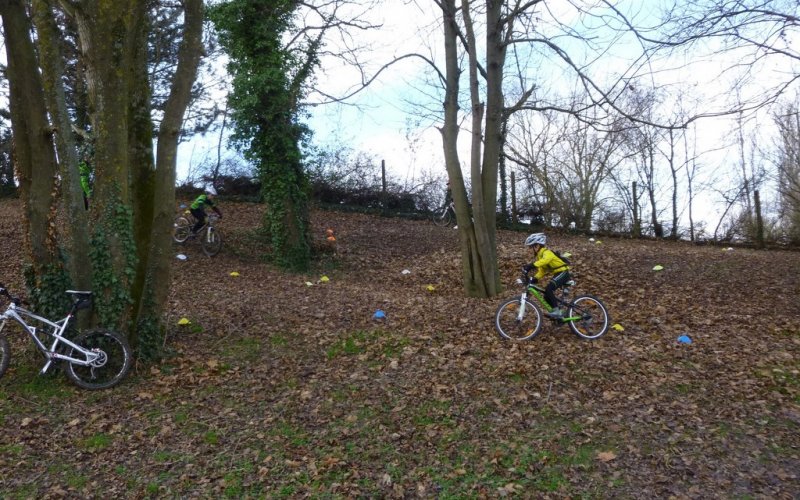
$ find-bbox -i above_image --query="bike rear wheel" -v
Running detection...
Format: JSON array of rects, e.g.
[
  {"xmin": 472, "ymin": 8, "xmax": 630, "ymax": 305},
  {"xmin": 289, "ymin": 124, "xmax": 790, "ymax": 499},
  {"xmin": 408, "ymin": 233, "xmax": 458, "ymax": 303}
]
[
  {"xmin": 432, "ymin": 209, "xmax": 452, "ymax": 227},
  {"xmin": 0, "ymin": 334, "xmax": 9, "ymax": 380},
  {"xmin": 173, "ymin": 216, "xmax": 192, "ymax": 243},
  {"xmin": 567, "ymin": 295, "xmax": 609, "ymax": 340},
  {"xmin": 201, "ymin": 226, "xmax": 223, "ymax": 257},
  {"xmin": 495, "ymin": 297, "xmax": 543, "ymax": 340},
  {"xmin": 64, "ymin": 329, "xmax": 132, "ymax": 390}
]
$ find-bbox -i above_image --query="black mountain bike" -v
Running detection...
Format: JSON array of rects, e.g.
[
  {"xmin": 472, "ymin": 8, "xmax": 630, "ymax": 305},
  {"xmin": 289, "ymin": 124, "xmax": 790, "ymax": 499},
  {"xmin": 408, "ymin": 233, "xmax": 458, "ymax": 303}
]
[{"xmin": 494, "ymin": 271, "xmax": 610, "ymax": 341}]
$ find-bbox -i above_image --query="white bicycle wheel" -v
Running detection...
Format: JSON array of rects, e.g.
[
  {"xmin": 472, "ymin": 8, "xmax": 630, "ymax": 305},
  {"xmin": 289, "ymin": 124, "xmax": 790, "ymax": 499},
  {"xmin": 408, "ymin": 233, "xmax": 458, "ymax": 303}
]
[
  {"xmin": 567, "ymin": 295, "xmax": 609, "ymax": 340},
  {"xmin": 494, "ymin": 297, "xmax": 543, "ymax": 341}
]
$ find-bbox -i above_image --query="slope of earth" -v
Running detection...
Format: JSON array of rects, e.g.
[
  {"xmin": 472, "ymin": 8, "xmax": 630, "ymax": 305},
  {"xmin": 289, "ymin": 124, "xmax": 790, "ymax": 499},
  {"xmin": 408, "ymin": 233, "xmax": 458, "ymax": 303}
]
[{"xmin": 0, "ymin": 198, "xmax": 798, "ymax": 498}]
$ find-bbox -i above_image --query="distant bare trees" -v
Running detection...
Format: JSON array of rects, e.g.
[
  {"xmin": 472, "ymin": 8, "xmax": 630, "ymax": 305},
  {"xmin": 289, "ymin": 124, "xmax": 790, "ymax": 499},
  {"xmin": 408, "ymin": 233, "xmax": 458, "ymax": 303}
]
[
  {"xmin": 506, "ymin": 101, "xmax": 626, "ymax": 232},
  {"xmin": 774, "ymin": 101, "xmax": 800, "ymax": 243}
]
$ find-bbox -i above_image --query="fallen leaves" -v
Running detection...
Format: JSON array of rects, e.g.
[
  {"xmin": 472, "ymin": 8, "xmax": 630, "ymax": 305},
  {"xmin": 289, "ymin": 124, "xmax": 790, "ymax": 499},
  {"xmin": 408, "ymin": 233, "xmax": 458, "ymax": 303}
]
[
  {"xmin": 0, "ymin": 199, "xmax": 799, "ymax": 498},
  {"xmin": 597, "ymin": 451, "xmax": 617, "ymax": 462}
]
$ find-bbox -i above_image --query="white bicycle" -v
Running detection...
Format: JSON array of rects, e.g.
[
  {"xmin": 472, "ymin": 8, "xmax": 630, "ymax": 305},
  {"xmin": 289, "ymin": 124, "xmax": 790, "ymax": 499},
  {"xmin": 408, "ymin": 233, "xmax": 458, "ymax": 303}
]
[
  {"xmin": 173, "ymin": 211, "xmax": 223, "ymax": 257},
  {"xmin": 0, "ymin": 285, "xmax": 132, "ymax": 390}
]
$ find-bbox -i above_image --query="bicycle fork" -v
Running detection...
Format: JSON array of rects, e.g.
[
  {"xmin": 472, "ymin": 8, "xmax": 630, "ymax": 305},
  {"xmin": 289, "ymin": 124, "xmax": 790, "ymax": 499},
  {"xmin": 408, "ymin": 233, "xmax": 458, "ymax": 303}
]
[{"xmin": 516, "ymin": 292, "xmax": 528, "ymax": 321}]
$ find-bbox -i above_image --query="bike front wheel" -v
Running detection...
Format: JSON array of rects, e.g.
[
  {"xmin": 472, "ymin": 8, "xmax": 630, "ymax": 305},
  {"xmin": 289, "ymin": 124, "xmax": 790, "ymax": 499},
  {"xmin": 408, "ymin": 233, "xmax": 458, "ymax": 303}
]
[
  {"xmin": 201, "ymin": 226, "xmax": 223, "ymax": 257},
  {"xmin": 64, "ymin": 329, "xmax": 132, "ymax": 390},
  {"xmin": 0, "ymin": 334, "xmax": 9, "ymax": 380},
  {"xmin": 173, "ymin": 216, "xmax": 192, "ymax": 243},
  {"xmin": 495, "ymin": 297, "xmax": 543, "ymax": 341},
  {"xmin": 567, "ymin": 295, "xmax": 609, "ymax": 340}
]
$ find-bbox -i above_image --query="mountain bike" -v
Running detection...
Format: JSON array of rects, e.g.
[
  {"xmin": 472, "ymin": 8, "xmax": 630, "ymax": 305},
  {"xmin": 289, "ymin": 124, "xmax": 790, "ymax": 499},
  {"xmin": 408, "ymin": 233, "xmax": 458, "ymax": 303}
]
[
  {"xmin": 431, "ymin": 201, "xmax": 456, "ymax": 227},
  {"xmin": 0, "ymin": 285, "xmax": 132, "ymax": 390},
  {"xmin": 494, "ymin": 271, "xmax": 610, "ymax": 341},
  {"xmin": 173, "ymin": 211, "xmax": 223, "ymax": 257}
]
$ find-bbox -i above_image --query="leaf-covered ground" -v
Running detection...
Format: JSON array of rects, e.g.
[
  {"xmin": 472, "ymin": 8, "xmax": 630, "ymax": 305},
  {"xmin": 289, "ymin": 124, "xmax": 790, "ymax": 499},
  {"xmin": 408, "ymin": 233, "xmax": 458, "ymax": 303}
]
[{"xmin": 0, "ymin": 199, "xmax": 798, "ymax": 498}]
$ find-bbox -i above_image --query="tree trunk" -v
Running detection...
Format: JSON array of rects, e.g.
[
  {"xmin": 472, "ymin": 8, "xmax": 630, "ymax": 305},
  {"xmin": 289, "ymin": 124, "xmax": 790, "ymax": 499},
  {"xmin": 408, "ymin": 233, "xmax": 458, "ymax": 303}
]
[
  {"xmin": 440, "ymin": 0, "xmax": 482, "ymax": 296},
  {"xmin": 668, "ymin": 129, "xmax": 679, "ymax": 239},
  {"xmin": 754, "ymin": 189, "xmax": 764, "ymax": 248},
  {"xmin": 499, "ymin": 119, "xmax": 508, "ymax": 222},
  {"xmin": 646, "ymin": 148, "xmax": 662, "ymax": 238},
  {"xmin": 71, "ymin": 1, "xmax": 144, "ymax": 330},
  {"xmin": 32, "ymin": 0, "xmax": 92, "ymax": 293},
  {"xmin": 127, "ymin": 1, "xmax": 156, "ymax": 345},
  {"xmin": 1, "ymin": 0, "xmax": 66, "ymax": 316},
  {"xmin": 135, "ymin": 0, "xmax": 204, "ymax": 354},
  {"xmin": 510, "ymin": 171, "xmax": 517, "ymax": 225},
  {"xmin": 632, "ymin": 181, "xmax": 641, "ymax": 237}
]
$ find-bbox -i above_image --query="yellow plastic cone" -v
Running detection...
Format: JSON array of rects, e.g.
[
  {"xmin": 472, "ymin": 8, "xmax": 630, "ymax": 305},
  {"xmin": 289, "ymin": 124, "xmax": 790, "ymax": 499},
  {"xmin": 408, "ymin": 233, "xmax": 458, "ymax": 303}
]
[{"xmin": 178, "ymin": 317, "xmax": 191, "ymax": 326}]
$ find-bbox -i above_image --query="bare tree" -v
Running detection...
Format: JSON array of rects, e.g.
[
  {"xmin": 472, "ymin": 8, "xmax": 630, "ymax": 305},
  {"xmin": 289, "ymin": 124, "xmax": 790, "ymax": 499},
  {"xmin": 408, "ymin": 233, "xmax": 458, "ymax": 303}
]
[
  {"xmin": 773, "ymin": 100, "xmax": 800, "ymax": 242},
  {"xmin": 507, "ymin": 99, "xmax": 626, "ymax": 232},
  {"xmin": 315, "ymin": 0, "xmax": 800, "ymax": 295},
  {"xmin": 605, "ymin": 0, "xmax": 800, "ymax": 116}
]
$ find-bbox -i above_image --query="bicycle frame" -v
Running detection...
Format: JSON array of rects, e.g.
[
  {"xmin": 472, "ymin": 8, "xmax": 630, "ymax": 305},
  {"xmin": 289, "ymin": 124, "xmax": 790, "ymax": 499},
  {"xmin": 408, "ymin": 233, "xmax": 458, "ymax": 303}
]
[
  {"xmin": 517, "ymin": 280, "xmax": 581, "ymax": 323},
  {"xmin": 0, "ymin": 304, "xmax": 100, "ymax": 374},
  {"xmin": 191, "ymin": 213, "xmax": 218, "ymax": 242}
]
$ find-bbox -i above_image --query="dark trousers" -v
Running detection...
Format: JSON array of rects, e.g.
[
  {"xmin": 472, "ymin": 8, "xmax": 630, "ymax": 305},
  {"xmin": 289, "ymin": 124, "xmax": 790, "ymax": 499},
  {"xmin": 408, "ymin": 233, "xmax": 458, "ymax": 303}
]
[
  {"xmin": 545, "ymin": 270, "xmax": 571, "ymax": 309},
  {"xmin": 190, "ymin": 208, "xmax": 207, "ymax": 233}
]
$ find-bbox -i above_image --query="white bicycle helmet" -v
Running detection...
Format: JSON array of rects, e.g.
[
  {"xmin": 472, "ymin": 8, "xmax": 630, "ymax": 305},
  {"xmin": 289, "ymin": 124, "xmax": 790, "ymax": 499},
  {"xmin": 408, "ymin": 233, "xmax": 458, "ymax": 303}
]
[
  {"xmin": 205, "ymin": 185, "xmax": 218, "ymax": 196},
  {"xmin": 524, "ymin": 232, "xmax": 546, "ymax": 246}
]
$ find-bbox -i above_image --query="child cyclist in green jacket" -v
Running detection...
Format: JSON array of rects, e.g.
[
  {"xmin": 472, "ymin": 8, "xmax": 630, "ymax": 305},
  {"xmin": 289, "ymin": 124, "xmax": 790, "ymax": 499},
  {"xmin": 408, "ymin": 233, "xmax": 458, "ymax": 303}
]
[
  {"xmin": 522, "ymin": 232, "xmax": 571, "ymax": 318},
  {"xmin": 190, "ymin": 187, "xmax": 222, "ymax": 235}
]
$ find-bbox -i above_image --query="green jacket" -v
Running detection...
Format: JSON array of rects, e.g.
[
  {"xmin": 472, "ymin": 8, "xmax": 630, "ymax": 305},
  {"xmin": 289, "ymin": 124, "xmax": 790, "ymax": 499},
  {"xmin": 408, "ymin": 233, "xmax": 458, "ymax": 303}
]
[
  {"xmin": 79, "ymin": 161, "xmax": 92, "ymax": 197},
  {"xmin": 190, "ymin": 194, "xmax": 216, "ymax": 210}
]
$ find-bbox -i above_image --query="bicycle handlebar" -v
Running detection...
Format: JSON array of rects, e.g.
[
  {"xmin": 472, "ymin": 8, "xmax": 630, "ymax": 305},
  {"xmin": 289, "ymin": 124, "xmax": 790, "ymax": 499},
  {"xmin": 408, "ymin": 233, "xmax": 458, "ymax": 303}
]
[{"xmin": 0, "ymin": 284, "xmax": 25, "ymax": 306}]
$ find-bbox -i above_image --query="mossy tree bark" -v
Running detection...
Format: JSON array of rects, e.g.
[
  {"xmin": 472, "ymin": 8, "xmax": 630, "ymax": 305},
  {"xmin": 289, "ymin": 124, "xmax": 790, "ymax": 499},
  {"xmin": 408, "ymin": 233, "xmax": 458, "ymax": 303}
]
[
  {"xmin": 0, "ymin": 0, "xmax": 66, "ymax": 317},
  {"xmin": 32, "ymin": 0, "xmax": 92, "ymax": 293},
  {"xmin": 1, "ymin": 0, "xmax": 204, "ymax": 358}
]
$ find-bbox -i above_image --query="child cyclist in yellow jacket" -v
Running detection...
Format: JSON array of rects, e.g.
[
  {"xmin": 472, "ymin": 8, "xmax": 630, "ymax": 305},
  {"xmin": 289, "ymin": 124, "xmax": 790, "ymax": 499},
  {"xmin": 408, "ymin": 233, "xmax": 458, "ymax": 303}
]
[{"xmin": 522, "ymin": 232, "xmax": 571, "ymax": 318}]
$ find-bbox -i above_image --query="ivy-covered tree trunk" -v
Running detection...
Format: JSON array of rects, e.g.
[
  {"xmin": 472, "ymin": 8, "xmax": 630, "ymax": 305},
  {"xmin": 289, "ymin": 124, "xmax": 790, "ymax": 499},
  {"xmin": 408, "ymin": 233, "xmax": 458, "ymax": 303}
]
[
  {"xmin": 0, "ymin": 0, "xmax": 70, "ymax": 318},
  {"xmin": 69, "ymin": 1, "xmax": 142, "ymax": 331},
  {"xmin": 211, "ymin": 0, "xmax": 313, "ymax": 271},
  {"xmin": 3, "ymin": 0, "xmax": 204, "ymax": 360}
]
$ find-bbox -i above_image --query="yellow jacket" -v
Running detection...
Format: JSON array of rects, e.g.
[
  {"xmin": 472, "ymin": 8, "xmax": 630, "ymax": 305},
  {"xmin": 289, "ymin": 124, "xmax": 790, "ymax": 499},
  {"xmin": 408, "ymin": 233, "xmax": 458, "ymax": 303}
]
[{"xmin": 531, "ymin": 247, "xmax": 569, "ymax": 280}]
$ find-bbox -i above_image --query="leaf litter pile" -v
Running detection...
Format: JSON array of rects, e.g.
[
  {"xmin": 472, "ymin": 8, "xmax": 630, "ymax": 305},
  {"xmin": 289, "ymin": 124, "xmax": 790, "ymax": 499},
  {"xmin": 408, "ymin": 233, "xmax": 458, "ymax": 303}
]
[{"xmin": 0, "ymin": 199, "xmax": 798, "ymax": 498}]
